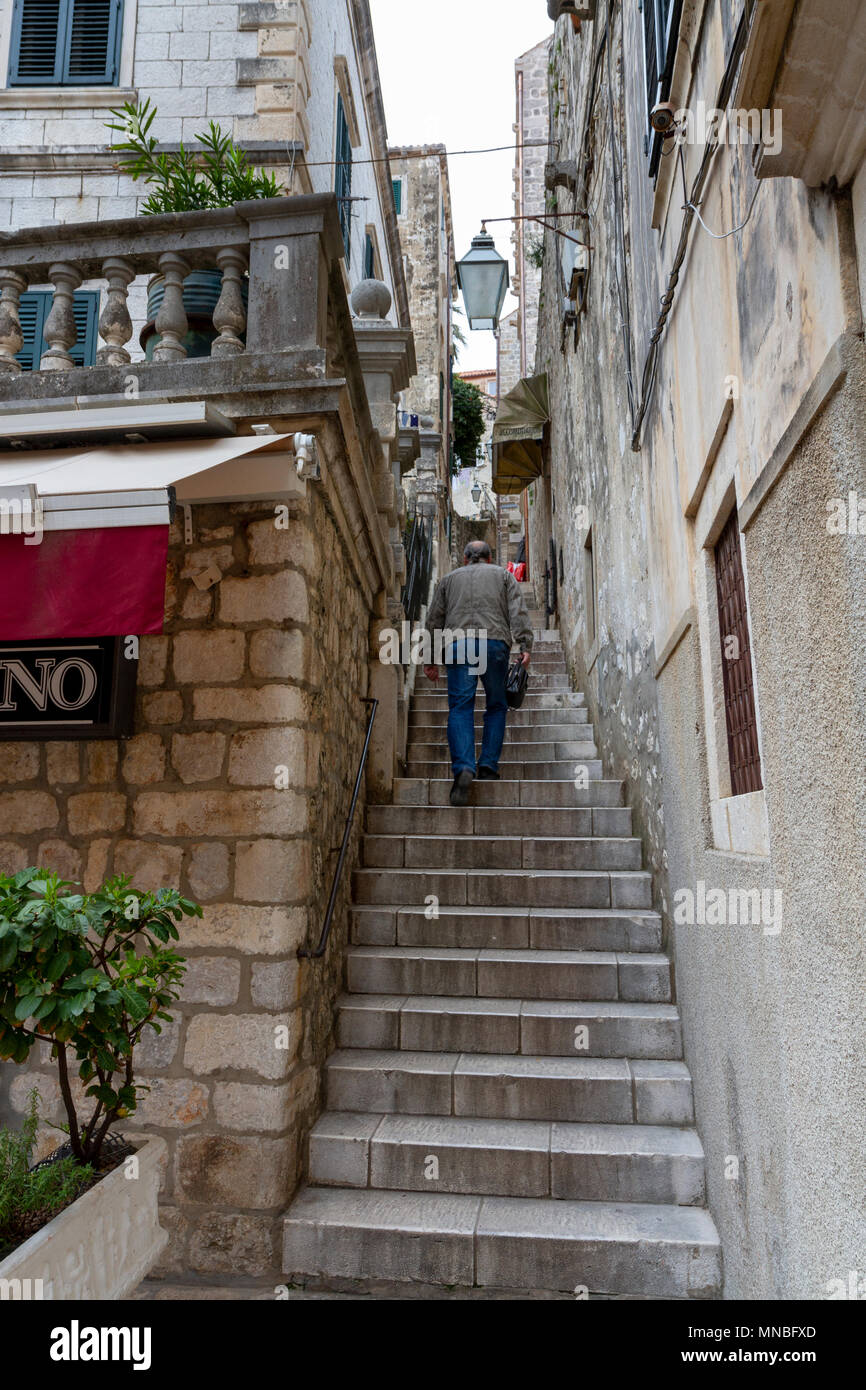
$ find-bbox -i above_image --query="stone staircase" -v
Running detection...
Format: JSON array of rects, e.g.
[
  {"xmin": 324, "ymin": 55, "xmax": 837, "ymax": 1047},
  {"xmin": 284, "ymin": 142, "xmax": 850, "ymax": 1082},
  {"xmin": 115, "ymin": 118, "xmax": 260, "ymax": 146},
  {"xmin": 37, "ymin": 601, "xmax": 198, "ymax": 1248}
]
[{"xmin": 283, "ymin": 602, "xmax": 722, "ymax": 1298}]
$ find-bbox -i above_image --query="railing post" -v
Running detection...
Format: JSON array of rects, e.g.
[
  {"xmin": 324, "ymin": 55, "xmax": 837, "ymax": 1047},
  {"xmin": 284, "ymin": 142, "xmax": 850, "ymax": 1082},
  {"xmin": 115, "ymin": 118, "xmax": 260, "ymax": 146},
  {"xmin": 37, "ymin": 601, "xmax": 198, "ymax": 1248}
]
[
  {"xmin": 152, "ymin": 251, "xmax": 190, "ymax": 363},
  {"xmin": 40, "ymin": 262, "xmax": 83, "ymax": 371},
  {"xmin": 212, "ymin": 247, "xmax": 248, "ymax": 357},
  {"xmin": 96, "ymin": 256, "xmax": 135, "ymax": 367},
  {"xmin": 0, "ymin": 270, "xmax": 26, "ymax": 375}
]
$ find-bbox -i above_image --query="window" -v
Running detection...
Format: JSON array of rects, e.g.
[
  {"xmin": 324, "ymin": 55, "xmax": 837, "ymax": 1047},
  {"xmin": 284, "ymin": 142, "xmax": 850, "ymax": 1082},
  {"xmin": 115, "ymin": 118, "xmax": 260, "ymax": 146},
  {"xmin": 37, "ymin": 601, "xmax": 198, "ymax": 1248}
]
[
  {"xmin": 714, "ymin": 506, "xmax": 762, "ymax": 795},
  {"xmin": 334, "ymin": 91, "xmax": 352, "ymax": 260},
  {"xmin": 15, "ymin": 289, "xmax": 100, "ymax": 370},
  {"xmin": 639, "ymin": 0, "xmax": 683, "ymax": 177},
  {"xmin": 8, "ymin": 0, "xmax": 123, "ymax": 87},
  {"xmin": 391, "ymin": 178, "xmax": 402, "ymax": 215},
  {"xmin": 364, "ymin": 232, "xmax": 375, "ymax": 280}
]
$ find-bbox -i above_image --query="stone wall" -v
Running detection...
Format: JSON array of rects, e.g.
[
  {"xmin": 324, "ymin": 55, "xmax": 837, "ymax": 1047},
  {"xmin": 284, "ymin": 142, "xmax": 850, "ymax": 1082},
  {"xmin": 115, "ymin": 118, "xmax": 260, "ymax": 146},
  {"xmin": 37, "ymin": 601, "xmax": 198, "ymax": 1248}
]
[
  {"xmin": 0, "ymin": 481, "xmax": 370, "ymax": 1279},
  {"xmin": 513, "ymin": 35, "xmax": 552, "ymax": 376},
  {"xmin": 532, "ymin": 5, "xmax": 866, "ymax": 1297}
]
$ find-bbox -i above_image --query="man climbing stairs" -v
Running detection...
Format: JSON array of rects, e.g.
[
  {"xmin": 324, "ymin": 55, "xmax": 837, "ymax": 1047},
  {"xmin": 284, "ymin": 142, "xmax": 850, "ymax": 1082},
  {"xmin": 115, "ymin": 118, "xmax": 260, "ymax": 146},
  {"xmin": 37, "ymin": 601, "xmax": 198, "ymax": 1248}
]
[{"xmin": 283, "ymin": 607, "xmax": 722, "ymax": 1298}]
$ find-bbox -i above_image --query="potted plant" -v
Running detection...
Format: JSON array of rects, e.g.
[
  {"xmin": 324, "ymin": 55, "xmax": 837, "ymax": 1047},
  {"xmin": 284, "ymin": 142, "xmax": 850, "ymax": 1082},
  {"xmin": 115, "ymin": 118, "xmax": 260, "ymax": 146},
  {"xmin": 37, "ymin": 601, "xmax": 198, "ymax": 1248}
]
[
  {"xmin": 0, "ymin": 869, "xmax": 201, "ymax": 1299},
  {"xmin": 106, "ymin": 98, "xmax": 284, "ymax": 358}
]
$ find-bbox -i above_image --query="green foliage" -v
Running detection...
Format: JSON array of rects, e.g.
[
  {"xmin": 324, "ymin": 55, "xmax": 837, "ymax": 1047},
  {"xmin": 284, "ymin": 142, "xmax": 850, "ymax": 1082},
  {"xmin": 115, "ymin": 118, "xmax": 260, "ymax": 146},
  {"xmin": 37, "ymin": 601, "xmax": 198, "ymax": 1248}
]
[
  {"xmin": 0, "ymin": 869, "xmax": 200, "ymax": 1165},
  {"xmin": 106, "ymin": 98, "xmax": 284, "ymax": 215},
  {"xmin": 452, "ymin": 375, "xmax": 487, "ymax": 470},
  {"xmin": 0, "ymin": 1090, "xmax": 93, "ymax": 1258},
  {"xmin": 527, "ymin": 236, "xmax": 545, "ymax": 271}
]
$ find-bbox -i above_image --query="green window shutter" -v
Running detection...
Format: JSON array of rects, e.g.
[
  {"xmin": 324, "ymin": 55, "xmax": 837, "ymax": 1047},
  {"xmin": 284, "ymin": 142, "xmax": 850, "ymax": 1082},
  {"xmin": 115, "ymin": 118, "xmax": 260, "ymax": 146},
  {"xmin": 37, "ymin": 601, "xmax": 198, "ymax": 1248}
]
[
  {"xmin": 392, "ymin": 178, "xmax": 402, "ymax": 215},
  {"xmin": 64, "ymin": 0, "xmax": 122, "ymax": 85},
  {"xmin": 641, "ymin": 0, "xmax": 683, "ymax": 178},
  {"xmin": 8, "ymin": 0, "xmax": 65, "ymax": 85},
  {"xmin": 15, "ymin": 289, "xmax": 100, "ymax": 370},
  {"xmin": 14, "ymin": 292, "xmax": 48, "ymax": 370},
  {"xmin": 8, "ymin": 0, "xmax": 122, "ymax": 87},
  {"xmin": 335, "ymin": 92, "xmax": 352, "ymax": 260}
]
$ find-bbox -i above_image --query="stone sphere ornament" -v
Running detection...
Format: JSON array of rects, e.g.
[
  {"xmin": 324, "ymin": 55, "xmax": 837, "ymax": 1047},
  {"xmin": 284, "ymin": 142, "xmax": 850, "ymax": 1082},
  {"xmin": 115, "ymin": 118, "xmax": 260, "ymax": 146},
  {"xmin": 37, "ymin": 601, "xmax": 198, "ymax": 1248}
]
[{"xmin": 351, "ymin": 278, "xmax": 392, "ymax": 321}]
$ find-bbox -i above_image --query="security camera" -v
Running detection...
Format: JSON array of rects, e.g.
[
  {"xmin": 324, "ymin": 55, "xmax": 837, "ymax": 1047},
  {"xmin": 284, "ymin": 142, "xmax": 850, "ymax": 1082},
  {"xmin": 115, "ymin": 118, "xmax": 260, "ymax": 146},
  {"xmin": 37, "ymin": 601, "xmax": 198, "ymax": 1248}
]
[
  {"xmin": 650, "ymin": 101, "xmax": 679, "ymax": 136},
  {"xmin": 293, "ymin": 432, "xmax": 320, "ymax": 481}
]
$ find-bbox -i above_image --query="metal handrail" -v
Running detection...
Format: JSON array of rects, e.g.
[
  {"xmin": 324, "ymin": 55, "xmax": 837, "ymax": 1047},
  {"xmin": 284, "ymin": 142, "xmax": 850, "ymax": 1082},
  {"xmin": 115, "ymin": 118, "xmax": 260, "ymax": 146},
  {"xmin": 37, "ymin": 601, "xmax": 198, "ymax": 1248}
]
[
  {"xmin": 401, "ymin": 515, "xmax": 432, "ymax": 625},
  {"xmin": 298, "ymin": 697, "xmax": 378, "ymax": 960}
]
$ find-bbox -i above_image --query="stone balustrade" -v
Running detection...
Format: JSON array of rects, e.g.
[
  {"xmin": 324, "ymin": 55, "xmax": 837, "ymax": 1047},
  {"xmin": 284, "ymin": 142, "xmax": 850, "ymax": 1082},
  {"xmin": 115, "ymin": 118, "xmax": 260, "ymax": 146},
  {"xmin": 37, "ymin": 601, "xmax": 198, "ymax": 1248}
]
[{"xmin": 0, "ymin": 194, "xmax": 345, "ymax": 396}]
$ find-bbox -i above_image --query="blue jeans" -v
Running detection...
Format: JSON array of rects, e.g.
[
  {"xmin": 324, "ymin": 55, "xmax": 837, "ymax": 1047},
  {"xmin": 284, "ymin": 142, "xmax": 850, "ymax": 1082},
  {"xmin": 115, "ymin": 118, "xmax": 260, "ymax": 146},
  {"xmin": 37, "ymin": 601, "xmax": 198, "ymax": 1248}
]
[{"xmin": 445, "ymin": 638, "xmax": 510, "ymax": 776}]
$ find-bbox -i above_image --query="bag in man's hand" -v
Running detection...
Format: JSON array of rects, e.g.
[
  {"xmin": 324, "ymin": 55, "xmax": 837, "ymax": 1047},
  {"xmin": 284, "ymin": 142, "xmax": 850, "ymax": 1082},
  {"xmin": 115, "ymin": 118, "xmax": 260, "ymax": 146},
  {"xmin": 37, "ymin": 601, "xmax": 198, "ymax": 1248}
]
[{"xmin": 505, "ymin": 659, "xmax": 529, "ymax": 709}]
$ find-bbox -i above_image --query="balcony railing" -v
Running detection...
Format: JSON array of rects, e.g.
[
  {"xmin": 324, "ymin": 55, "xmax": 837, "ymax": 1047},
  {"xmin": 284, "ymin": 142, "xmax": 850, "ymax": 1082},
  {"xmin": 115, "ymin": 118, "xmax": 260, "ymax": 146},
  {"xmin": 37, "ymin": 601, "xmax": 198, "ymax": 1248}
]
[{"xmin": 0, "ymin": 194, "xmax": 346, "ymax": 425}]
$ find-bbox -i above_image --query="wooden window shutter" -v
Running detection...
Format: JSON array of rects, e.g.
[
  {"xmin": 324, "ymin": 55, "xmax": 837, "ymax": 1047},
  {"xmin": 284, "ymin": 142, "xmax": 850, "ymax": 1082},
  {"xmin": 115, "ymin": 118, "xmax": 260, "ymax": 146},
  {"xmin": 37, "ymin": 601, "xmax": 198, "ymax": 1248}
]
[
  {"xmin": 714, "ymin": 506, "xmax": 763, "ymax": 796},
  {"xmin": 391, "ymin": 178, "xmax": 402, "ymax": 215},
  {"xmin": 8, "ymin": 0, "xmax": 122, "ymax": 87},
  {"xmin": 8, "ymin": 0, "xmax": 65, "ymax": 84},
  {"xmin": 335, "ymin": 93, "xmax": 353, "ymax": 260},
  {"xmin": 65, "ymin": 0, "xmax": 122, "ymax": 84},
  {"xmin": 640, "ymin": 0, "xmax": 683, "ymax": 178},
  {"xmin": 15, "ymin": 289, "xmax": 100, "ymax": 370}
]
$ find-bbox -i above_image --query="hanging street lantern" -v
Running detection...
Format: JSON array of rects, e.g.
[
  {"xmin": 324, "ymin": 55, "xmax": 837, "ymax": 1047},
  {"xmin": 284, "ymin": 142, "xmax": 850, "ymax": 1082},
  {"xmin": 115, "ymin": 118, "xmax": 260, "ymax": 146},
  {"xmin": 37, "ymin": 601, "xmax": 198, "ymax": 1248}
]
[
  {"xmin": 456, "ymin": 225, "xmax": 509, "ymax": 331},
  {"xmin": 470, "ymin": 478, "xmax": 482, "ymax": 504}
]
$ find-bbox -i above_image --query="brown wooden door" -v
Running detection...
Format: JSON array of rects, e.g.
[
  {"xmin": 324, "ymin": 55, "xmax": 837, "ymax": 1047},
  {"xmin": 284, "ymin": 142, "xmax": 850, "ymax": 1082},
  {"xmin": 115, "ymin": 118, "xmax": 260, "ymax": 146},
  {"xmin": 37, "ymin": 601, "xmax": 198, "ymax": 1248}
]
[{"xmin": 715, "ymin": 507, "xmax": 763, "ymax": 795}]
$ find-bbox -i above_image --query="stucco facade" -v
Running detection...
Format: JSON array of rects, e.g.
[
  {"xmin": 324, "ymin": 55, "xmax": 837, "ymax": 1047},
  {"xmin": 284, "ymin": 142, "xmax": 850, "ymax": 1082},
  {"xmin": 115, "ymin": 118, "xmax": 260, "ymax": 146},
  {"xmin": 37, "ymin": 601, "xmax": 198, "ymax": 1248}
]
[{"xmin": 528, "ymin": 0, "xmax": 866, "ymax": 1298}]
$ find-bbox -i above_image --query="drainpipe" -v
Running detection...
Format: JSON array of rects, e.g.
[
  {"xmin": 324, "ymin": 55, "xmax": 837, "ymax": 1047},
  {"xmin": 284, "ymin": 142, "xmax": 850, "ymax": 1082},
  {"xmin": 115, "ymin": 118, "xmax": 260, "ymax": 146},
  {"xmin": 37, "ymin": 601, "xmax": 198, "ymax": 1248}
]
[{"xmin": 516, "ymin": 64, "xmax": 531, "ymax": 578}]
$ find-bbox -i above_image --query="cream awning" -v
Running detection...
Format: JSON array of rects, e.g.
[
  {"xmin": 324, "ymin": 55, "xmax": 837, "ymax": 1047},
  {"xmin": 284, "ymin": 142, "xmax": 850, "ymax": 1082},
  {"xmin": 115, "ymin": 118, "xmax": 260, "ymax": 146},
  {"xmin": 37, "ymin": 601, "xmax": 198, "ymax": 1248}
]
[
  {"xmin": 0, "ymin": 433, "xmax": 303, "ymax": 528},
  {"xmin": 491, "ymin": 373, "xmax": 549, "ymax": 496}
]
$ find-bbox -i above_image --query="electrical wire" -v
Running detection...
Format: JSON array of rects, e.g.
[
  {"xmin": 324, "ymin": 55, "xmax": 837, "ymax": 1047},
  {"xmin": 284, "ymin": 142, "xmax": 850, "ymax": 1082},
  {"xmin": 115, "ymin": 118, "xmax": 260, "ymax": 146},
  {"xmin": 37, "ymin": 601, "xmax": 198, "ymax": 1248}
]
[
  {"xmin": 299, "ymin": 141, "xmax": 556, "ymax": 170},
  {"xmin": 679, "ymin": 143, "xmax": 764, "ymax": 238}
]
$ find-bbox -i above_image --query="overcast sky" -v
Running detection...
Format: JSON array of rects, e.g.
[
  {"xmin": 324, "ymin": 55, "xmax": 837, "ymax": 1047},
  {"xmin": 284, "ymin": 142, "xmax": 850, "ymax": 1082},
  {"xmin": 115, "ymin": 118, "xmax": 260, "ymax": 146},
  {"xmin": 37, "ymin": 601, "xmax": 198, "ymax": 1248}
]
[{"xmin": 368, "ymin": 0, "xmax": 553, "ymax": 373}]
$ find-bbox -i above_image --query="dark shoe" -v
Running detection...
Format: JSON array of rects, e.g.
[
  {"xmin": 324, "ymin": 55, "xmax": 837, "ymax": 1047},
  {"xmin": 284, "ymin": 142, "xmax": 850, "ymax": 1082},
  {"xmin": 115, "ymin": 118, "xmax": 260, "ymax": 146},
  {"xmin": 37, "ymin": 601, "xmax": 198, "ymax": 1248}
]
[
  {"xmin": 449, "ymin": 769, "xmax": 474, "ymax": 806},
  {"xmin": 477, "ymin": 766, "xmax": 501, "ymax": 780}
]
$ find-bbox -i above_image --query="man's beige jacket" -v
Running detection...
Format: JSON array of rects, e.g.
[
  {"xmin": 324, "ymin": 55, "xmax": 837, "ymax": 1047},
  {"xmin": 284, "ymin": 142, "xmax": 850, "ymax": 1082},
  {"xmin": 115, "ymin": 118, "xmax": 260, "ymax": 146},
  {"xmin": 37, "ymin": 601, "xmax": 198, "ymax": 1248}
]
[{"xmin": 424, "ymin": 562, "xmax": 534, "ymax": 654}]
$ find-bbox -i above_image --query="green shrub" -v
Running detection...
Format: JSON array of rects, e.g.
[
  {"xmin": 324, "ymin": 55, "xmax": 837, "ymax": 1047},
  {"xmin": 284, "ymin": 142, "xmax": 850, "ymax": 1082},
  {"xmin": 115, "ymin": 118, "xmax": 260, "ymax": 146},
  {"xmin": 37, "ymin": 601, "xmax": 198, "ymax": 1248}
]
[
  {"xmin": 0, "ymin": 1090, "xmax": 93, "ymax": 1259},
  {"xmin": 0, "ymin": 870, "xmax": 200, "ymax": 1166},
  {"xmin": 106, "ymin": 97, "xmax": 284, "ymax": 215}
]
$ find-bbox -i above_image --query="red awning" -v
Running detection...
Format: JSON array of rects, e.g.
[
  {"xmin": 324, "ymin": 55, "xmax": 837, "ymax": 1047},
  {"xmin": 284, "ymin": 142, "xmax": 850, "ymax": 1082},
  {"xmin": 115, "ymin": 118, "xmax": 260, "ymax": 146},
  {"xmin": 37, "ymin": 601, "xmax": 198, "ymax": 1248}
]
[{"xmin": 0, "ymin": 526, "xmax": 168, "ymax": 639}]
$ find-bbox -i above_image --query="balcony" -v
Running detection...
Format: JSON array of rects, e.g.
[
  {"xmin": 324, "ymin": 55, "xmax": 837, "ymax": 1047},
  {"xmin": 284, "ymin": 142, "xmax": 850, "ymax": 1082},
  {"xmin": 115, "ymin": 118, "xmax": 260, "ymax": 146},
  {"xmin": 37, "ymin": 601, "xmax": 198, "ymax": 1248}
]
[{"xmin": 0, "ymin": 194, "xmax": 353, "ymax": 442}]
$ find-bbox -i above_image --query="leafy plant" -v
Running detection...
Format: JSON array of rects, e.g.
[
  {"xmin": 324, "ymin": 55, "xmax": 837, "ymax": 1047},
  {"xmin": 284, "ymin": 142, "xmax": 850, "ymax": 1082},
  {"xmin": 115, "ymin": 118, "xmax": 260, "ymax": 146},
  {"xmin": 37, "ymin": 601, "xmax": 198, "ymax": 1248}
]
[
  {"xmin": 106, "ymin": 98, "xmax": 284, "ymax": 214},
  {"xmin": 0, "ymin": 870, "xmax": 199, "ymax": 1166},
  {"xmin": 0, "ymin": 1090, "xmax": 93, "ymax": 1258},
  {"xmin": 527, "ymin": 235, "xmax": 545, "ymax": 271},
  {"xmin": 452, "ymin": 375, "xmax": 487, "ymax": 471}
]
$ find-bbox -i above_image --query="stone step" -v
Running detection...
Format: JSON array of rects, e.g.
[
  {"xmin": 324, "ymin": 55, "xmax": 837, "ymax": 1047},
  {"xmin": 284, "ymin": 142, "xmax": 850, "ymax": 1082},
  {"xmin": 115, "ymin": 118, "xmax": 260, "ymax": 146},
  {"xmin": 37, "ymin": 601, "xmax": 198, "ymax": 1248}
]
[
  {"xmin": 282, "ymin": 1187, "xmax": 721, "ymax": 1297},
  {"xmin": 307, "ymin": 1112, "xmax": 707, "ymax": 1205},
  {"xmin": 336, "ymin": 995, "xmax": 680, "ymax": 1057},
  {"xmin": 406, "ymin": 741, "xmax": 598, "ymax": 763},
  {"xmin": 344, "ymin": 947, "xmax": 670, "ymax": 1002},
  {"xmin": 393, "ymin": 778, "xmax": 626, "ymax": 808},
  {"xmin": 406, "ymin": 760, "xmax": 604, "ymax": 781},
  {"xmin": 414, "ymin": 676, "xmax": 570, "ymax": 695},
  {"xmin": 350, "ymin": 905, "xmax": 662, "ymax": 952},
  {"xmin": 352, "ymin": 867, "xmax": 653, "ymax": 909},
  {"xmin": 409, "ymin": 707, "xmax": 589, "ymax": 728},
  {"xmin": 324, "ymin": 1050, "xmax": 694, "ymax": 1124},
  {"xmin": 366, "ymin": 805, "xmax": 633, "ymax": 838},
  {"xmin": 362, "ymin": 835, "xmax": 643, "ymax": 872},
  {"xmin": 409, "ymin": 722, "xmax": 592, "ymax": 743},
  {"xmin": 411, "ymin": 692, "xmax": 585, "ymax": 711}
]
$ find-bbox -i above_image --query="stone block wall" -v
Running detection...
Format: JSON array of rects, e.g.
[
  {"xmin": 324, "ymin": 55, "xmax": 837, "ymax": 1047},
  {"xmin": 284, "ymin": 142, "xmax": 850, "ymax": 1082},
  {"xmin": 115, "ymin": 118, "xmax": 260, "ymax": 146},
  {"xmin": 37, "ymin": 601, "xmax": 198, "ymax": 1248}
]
[{"xmin": 0, "ymin": 480, "xmax": 370, "ymax": 1279}]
